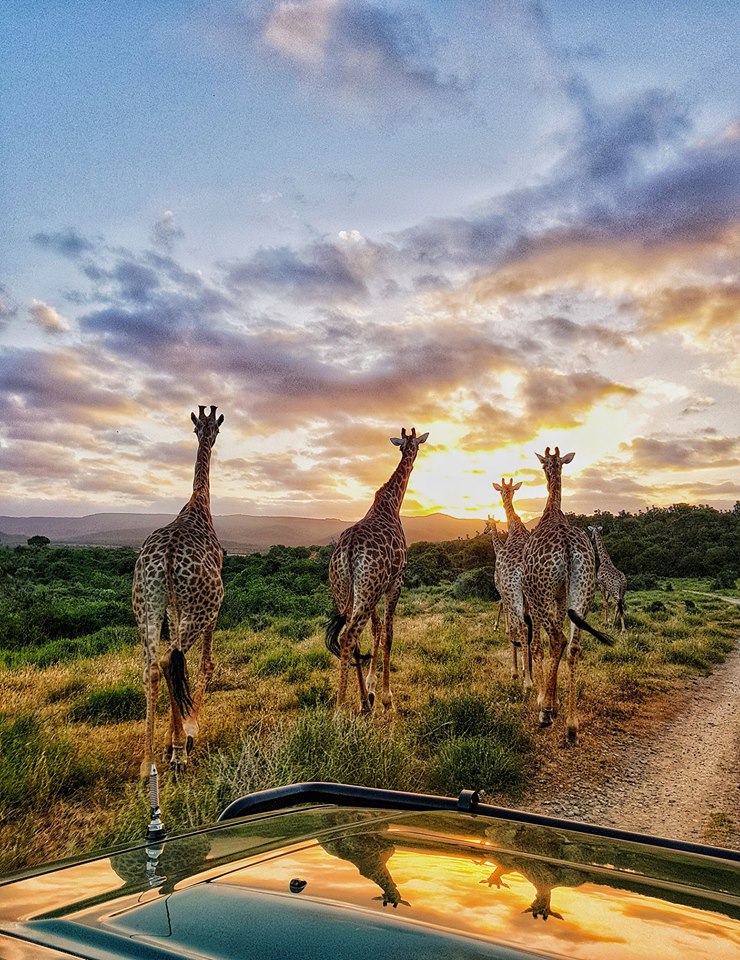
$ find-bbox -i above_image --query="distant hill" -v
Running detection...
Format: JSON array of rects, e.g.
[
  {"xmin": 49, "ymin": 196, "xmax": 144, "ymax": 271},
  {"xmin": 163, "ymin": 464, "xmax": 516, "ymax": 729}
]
[{"xmin": 0, "ymin": 512, "xmax": 488, "ymax": 552}]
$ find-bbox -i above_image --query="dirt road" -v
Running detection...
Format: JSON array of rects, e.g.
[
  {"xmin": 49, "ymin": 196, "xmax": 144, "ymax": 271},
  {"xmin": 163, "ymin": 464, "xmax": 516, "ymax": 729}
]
[{"xmin": 522, "ymin": 598, "xmax": 740, "ymax": 848}]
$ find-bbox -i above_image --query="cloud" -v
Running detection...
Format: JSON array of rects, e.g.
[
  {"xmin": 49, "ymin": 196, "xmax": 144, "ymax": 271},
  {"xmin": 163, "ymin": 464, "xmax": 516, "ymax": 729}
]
[
  {"xmin": 29, "ymin": 300, "xmax": 71, "ymax": 334},
  {"xmin": 152, "ymin": 210, "xmax": 184, "ymax": 252},
  {"xmin": 621, "ymin": 434, "xmax": 740, "ymax": 471},
  {"xmin": 31, "ymin": 228, "xmax": 95, "ymax": 259},
  {"xmin": 261, "ymin": 0, "xmax": 471, "ymax": 118}
]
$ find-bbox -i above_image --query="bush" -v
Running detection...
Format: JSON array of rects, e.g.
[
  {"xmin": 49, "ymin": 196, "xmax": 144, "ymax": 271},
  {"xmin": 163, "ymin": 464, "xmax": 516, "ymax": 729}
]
[
  {"xmin": 68, "ymin": 684, "xmax": 146, "ymax": 725},
  {"xmin": 451, "ymin": 567, "xmax": 498, "ymax": 601},
  {"xmin": 429, "ymin": 735, "xmax": 525, "ymax": 796},
  {"xmin": 0, "ymin": 714, "xmax": 104, "ymax": 813},
  {"xmin": 628, "ymin": 573, "xmax": 658, "ymax": 591},
  {"xmin": 711, "ymin": 568, "xmax": 738, "ymax": 591},
  {"xmin": 416, "ymin": 693, "xmax": 530, "ymax": 755}
]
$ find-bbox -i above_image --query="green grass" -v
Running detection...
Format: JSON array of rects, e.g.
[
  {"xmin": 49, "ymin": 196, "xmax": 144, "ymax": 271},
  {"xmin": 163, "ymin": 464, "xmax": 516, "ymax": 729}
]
[
  {"xmin": 0, "ymin": 578, "xmax": 737, "ymax": 873},
  {"xmin": 68, "ymin": 684, "xmax": 146, "ymax": 725}
]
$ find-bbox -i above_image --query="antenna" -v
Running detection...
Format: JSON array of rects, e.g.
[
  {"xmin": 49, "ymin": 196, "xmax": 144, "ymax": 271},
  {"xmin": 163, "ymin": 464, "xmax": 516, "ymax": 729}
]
[{"xmin": 146, "ymin": 763, "xmax": 166, "ymax": 843}]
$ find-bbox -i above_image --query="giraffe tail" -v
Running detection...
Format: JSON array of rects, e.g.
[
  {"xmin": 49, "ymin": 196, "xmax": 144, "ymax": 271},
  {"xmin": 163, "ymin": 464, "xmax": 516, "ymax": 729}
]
[
  {"xmin": 616, "ymin": 595, "xmax": 626, "ymax": 621},
  {"xmin": 324, "ymin": 609, "xmax": 371, "ymax": 665},
  {"xmin": 567, "ymin": 609, "xmax": 615, "ymax": 646},
  {"xmin": 169, "ymin": 647, "xmax": 193, "ymax": 717}
]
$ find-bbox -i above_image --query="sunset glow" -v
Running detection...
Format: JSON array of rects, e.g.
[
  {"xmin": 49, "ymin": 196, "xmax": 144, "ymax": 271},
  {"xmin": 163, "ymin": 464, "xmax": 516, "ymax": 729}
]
[{"xmin": 1, "ymin": 2, "xmax": 737, "ymax": 520}]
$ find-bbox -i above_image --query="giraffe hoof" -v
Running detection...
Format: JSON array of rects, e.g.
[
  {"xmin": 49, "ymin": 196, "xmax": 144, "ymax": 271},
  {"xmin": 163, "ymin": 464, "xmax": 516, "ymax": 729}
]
[
  {"xmin": 367, "ymin": 692, "xmax": 375, "ymax": 709},
  {"xmin": 538, "ymin": 710, "xmax": 553, "ymax": 728},
  {"xmin": 566, "ymin": 727, "xmax": 578, "ymax": 745},
  {"xmin": 186, "ymin": 735, "xmax": 194, "ymax": 754}
]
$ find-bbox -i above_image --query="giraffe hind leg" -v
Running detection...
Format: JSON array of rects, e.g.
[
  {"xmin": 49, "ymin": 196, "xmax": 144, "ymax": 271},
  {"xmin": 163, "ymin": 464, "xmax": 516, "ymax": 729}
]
[{"xmin": 365, "ymin": 609, "xmax": 382, "ymax": 708}]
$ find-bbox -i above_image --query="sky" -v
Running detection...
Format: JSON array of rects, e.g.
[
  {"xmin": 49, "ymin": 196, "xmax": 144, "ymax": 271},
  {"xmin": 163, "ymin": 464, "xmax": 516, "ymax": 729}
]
[{"xmin": 1, "ymin": 0, "xmax": 738, "ymax": 522}]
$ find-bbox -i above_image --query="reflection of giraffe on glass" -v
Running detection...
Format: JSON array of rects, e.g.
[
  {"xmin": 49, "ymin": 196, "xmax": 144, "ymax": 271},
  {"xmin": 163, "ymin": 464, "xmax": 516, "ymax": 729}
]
[
  {"xmin": 132, "ymin": 406, "xmax": 225, "ymax": 774},
  {"xmin": 320, "ymin": 816, "xmax": 410, "ymax": 908},
  {"xmin": 326, "ymin": 427, "xmax": 428, "ymax": 713}
]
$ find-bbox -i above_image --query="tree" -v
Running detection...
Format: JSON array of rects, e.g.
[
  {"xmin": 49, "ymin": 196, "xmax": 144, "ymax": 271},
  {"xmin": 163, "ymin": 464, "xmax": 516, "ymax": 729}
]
[{"xmin": 27, "ymin": 536, "xmax": 51, "ymax": 548}]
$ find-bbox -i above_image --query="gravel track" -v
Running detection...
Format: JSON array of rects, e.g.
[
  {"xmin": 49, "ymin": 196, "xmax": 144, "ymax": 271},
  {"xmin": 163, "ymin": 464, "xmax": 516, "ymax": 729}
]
[{"xmin": 519, "ymin": 597, "xmax": 740, "ymax": 848}]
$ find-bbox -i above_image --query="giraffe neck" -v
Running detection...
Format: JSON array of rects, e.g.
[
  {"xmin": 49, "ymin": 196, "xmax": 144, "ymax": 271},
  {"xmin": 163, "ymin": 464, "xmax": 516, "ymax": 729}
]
[
  {"xmin": 502, "ymin": 498, "xmax": 527, "ymax": 535},
  {"xmin": 186, "ymin": 440, "xmax": 213, "ymax": 515},
  {"xmin": 488, "ymin": 528, "xmax": 500, "ymax": 556},
  {"xmin": 592, "ymin": 528, "xmax": 612, "ymax": 565},
  {"xmin": 542, "ymin": 472, "xmax": 564, "ymax": 520},
  {"xmin": 372, "ymin": 450, "xmax": 415, "ymax": 518}
]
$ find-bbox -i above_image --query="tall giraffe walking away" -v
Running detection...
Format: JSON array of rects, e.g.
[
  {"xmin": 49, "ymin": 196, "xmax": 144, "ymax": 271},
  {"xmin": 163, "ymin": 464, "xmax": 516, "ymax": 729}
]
[
  {"xmin": 521, "ymin": 447, "xmax": 613, "ymax": 744},
  {"xmin": 326, "ymin": 427, "xmax": 429, "ymax": 712},
  {"xmin": 491, "ymin": 478, "xmax": 532, "ymax": 688},
  {"xmin": 483, "ymin": 516, "xmax": 505, "ymax": 634},
  {"xmin": 133, "ymin": 405, "xmax": 225, "ymax": 775},
  {"xmin": 588, "ymin": 524, "xmax": 627, "ymax": 632}
]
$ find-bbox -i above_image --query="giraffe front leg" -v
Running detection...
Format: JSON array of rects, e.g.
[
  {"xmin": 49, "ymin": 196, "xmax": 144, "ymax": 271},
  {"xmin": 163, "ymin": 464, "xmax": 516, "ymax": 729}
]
[
  {"xmin": 141, "ymin": 657, "xmax": 161, "ymax": 779},
  {"xmin": 161, "ymin": 647, "xmax": 190, "ymax": 770},
  {"xmin": 184, "ymin": 624, "xmax": 217, "ymax": 750},
  {"xmin": 365, "ymin": 609, "xmax": 382, "ymax": 708},
  {"xmin": 518, "ymin": 619, "xmax": 533, "ymax": 691}
]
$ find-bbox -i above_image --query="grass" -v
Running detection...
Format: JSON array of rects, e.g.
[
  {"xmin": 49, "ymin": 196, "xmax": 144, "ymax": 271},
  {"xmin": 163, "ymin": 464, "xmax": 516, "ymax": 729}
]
[{"xmin": 0, "ymin": 578, "xmax": 737, "ymax": 874}]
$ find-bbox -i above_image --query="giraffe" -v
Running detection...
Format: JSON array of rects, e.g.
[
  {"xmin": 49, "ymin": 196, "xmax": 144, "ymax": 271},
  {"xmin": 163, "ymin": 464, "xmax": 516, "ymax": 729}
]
[
  {"xmin": 320, "ymin": 816, "xmax": 410, "ymax": 908},
  {"xmin": 588, "ymin": 524, "xmax": 627, "ymax": 632},
  {"xmin": 521, "ymin": 447, "xmax": 613, "ymax": 743},
  {"xmin": 483, "ymin": 516, "xmax": 505, "ymax": 633},
  {"xmin": 132, "ymin": 405, "xmax": 225, "ymax": 775},
  {"xmin": 490, "ymin": 478, "xmax": 532, "ymax": 688},
  {"xmin": 325, "ymin": 426, "xmax": 429, "ymax": 712}
]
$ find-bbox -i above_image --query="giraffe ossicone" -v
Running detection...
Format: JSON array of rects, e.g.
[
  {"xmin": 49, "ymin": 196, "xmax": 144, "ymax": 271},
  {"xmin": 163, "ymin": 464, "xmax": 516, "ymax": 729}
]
[
  {"xmin": 132, "ymin": 405, "xmax": 225, "ymax": 777},
  {"xmin": 326, "ymin": 426, "xmax": 429, "ymax": 713}
]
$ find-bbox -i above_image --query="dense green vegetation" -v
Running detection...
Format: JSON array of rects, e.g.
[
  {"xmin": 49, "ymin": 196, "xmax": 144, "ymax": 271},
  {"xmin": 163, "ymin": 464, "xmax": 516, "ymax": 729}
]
[{"xmin": 1, "ymin": 503, "xmax": 737, "ymax": 665}]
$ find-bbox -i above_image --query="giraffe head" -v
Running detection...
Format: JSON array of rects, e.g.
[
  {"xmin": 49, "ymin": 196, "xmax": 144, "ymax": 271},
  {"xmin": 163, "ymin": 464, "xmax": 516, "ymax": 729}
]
[
  {"xmin": 390, "ymin": 426, "xmax": 429, "ymax": 458},
  {"xmin": 587, "ymin": 524, "xmax": 603, "ymax": 538},
  {"xmin": 535, "ymin": 446, "xmax": 574, "ymax": 490},
  {"xmin": 483, "ymin": 515, "xmax": 498, "ymax": 537},
  {"xmin": 492, "ymin": 477, "xmax": 522, "ymax": 508},
  {"xmin": 190, "ymin": 405, "xmax": 224, "ymax": 448}
]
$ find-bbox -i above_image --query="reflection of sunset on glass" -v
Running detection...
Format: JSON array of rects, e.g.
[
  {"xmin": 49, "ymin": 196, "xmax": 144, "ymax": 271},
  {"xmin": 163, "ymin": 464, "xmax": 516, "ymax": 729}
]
[{"xmin": 215, "ymin": 840, "xmax": 740, "ymax": 959}]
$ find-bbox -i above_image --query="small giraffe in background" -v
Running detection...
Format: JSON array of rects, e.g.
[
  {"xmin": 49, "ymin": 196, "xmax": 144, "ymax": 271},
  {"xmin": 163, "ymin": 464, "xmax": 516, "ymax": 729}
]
[
  {"xmin": 521, "ymin": 447, "xmax": 613, "ymax": 743},
  {"xmin": 326, "ymin": 427, "xmax": 429, "ymax": 712},
  {"xmin": 588, "ymin": 524, "xmax": 627, "ymax": 632},
  {"xmin": 132, "ymin": 405, "xmax": 225, "ymax": 774},
  {"xmin": 483, "ymin": 516, "xmax": 505, "ymax": 633},
  {"xmin": 488, "ymin": 478, "xmax": 532, "ymax": 687}
]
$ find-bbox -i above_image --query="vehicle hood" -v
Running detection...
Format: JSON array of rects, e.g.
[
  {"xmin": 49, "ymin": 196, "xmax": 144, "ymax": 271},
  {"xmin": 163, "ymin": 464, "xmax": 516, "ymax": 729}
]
[{"xmin": 1, "ymin": 805, "xmax": 738, "ymax": 960}]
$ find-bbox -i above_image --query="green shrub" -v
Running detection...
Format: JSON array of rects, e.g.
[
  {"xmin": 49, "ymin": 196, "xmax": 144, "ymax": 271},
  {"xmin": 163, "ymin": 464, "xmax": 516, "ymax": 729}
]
[
  {"xmin": 429, "ymin": 735, "xmax": 525, "ymax": 796},
  {"xmin": 252, "ymin": 646, "xmax": 307, "ymax": 680},
  {"xmin": 296, "ymin": 677, "xmax": 334, "ymax": 708},
  {"xmin": 69, "ymin": 684, "xmax": 146, "ymax": 725},
  {"xmin": 451, "ymin": 567, "xmax": 498, "ymax": 601},
  {"xmin": 416, "ymin": 693, "xmax": 529, "ymax": 755},
  {"xmin": 0, "ymin": 714, "xmax": 104, "ymax": 813},
  {"xmin": 711, "ymin": 568, "xmax": 738, "ymax": 591},
  {"xmin": 628, "ymin": 574, "xmax": 658, "ymax": 591}
]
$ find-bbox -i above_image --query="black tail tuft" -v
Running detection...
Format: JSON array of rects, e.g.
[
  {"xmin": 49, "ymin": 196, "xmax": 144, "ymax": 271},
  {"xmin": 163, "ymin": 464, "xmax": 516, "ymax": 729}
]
[
  {"xmin": 325, "ymin": 610, "xmax": 347, "ymax": 659},
  {"xmin": 324, "ymin": 609, "xmax": 371, "ymax": 665},
  {"xmin": 567, "ymin": 608, "xmax": 614, "ymax": 646},
  {"xmin": 616, "ymin": 596, "xmax": 625, "ymax": 620},
  {"xmin": 169, "ymin": 647, "xmax": 193, "ymax": 716}
]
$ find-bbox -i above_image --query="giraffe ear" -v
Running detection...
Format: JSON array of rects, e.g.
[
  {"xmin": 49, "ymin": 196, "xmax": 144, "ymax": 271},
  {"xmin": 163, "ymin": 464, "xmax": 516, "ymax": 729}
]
[
  {"xmin": 513, "ymin": 481, "xmax": 522, "ymax": 491},
  {"xmin": 390, "ymin": 437, "xmax": 403, "ymax": 446},
  {"xmin": 588, "ymin": 525, "xmax": 594, "ymax": 532},
  {"xmin": 535, "ymin": 452, "xmax": 546, "ymax": 464},
  {"xmin": 560, "ymin": 451, "xmax": 575, "ymax": 464},
  {"xmin": 416, "ymin": 432, "xmax": 429, "ymax": 444},
  {"xmin": 217, "ymin": 414, "xmax": 224, "ymax": 427},
  {"xmin": 492, "ymin": 482, "xmax": 502, "ymax": 492}
]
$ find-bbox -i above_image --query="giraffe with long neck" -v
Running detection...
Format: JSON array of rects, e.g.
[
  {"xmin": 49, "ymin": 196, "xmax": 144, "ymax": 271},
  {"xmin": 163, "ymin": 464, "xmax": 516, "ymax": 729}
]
[
  {"xmin": 588, "ymin": 524, "xmax": 627, "ymax": 631},
  {"xmin": 326, "ymin": 426, "xmax": 429, "ymax": 712},
  {"xmin": 483, "ymin": 516, "xmax": 505, "ymax": 634},
  {"xmin": 491, "ymin": 478, "xmax": 532, "ymax": 688},
  {"xmin": 132, "ymin": 405, "xmax": 225, "ymax": 774},
  {"xmin": 521, "ymin": 447, "xmax": 612, "ymax": 743}
]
